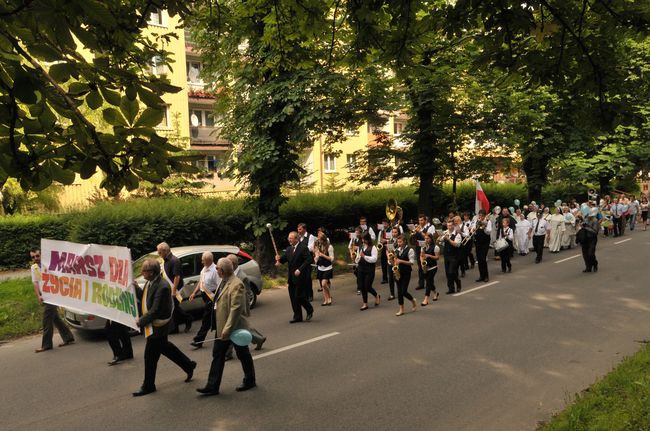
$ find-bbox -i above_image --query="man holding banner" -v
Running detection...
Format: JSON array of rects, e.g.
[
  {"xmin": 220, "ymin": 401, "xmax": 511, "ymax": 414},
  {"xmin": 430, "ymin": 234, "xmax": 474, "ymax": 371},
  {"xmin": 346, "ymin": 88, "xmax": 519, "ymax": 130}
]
[
  {"xmin": 134, "ymin": 258, "xmax": 196, "ymax": 397},
  {"xmin": 30, "ymin": 248, "xmax": 75, "ymax": 353},
  {"xmin": 157, "ymin": 242, "xmax": 192, "ymax": 334}
]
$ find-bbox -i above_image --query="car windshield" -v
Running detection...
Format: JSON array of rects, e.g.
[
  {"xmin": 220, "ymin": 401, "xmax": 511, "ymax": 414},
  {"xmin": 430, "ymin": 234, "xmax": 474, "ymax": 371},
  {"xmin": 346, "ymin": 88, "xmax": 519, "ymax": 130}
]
[{"xmin": 133, "ymin": 253, "xmax": 159, "ymax": 278}]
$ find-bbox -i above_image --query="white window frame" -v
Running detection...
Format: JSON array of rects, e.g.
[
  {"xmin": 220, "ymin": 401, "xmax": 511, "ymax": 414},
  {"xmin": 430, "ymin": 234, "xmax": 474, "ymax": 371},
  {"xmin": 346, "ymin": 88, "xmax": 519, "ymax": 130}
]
[
  {"xmin": 156, "ymin": 105, "xmax": 171, "ymax": 130},
  {"xmin": 190, "ymin": 109, "xmax": 215, "ymax": 127},
  {"xmin": 151, "ymin": 55, "xmax": 167, "ymax": 76},
  {"xmin": 346, "ymin": 154, "xmax": 357, "ymax": 171},
  {"xmin": 147, "ymin": 8, "xmax": 167, "ymax": 27},
  {"xmin": 186, "ymin": 61, "xmax": 203, "ymax": 83},
  {"xmin": 324, "ymin": 154, "xmax": 337, "ymax": 173},
  {"xmin": 394, "ymin": 121, "xmax": 405, "ymax": 136},
  {"xmin": 194, "ymin": 155, "xmax": 219, "ymax": 172}
]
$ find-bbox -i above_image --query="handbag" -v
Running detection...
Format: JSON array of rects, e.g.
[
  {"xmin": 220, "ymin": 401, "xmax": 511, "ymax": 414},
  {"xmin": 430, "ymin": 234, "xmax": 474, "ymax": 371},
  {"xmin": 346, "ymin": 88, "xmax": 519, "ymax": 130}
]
[{"xmin": 495, "ymin": 237, "xmax": 509, "ymax": 252}]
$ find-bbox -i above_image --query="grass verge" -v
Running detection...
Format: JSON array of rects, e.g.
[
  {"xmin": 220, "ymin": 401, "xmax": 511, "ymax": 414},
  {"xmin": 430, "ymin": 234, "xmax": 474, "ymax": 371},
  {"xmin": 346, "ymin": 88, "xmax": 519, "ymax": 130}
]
[
  {"xmin": 538, "ymin": 342, "xmax": 650, "ymax": 431},
  {"xmin": 0, "ymin": 277, "xmax": 41, "ymax": 341}
]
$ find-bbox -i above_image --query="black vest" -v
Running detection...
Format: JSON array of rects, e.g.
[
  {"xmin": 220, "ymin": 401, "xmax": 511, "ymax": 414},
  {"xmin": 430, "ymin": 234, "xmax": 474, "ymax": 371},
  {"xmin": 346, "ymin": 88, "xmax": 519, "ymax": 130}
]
[
  {"xmin": 442, "ymin": 232, "xmax": 461, "ymax": 259},
  {"xmin": 357, "ymin": 245, "xmax": 375, "ymax": 272},
  {"xmin": 474, "ymin": 220, "xmax": 490, "ymax": 245},
  {"xmin": 423, "ymin": 244, "xmax": 438, "ymax": 268},
  {"xmin": 397, "ymin": 247, "xmax": 412, "ymax": 274}
]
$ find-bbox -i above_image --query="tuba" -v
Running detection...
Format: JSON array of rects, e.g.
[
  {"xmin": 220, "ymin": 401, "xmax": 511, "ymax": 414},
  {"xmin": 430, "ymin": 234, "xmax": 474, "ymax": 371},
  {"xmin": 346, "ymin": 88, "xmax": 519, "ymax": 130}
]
[{"xmin": 386, "ymin": 198, "xmax": 403, "ymax": 228}]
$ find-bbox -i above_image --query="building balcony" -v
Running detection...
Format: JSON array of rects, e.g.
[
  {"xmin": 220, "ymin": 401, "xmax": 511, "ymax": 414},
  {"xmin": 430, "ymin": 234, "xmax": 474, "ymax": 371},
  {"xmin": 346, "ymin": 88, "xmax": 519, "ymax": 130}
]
[{"xmin": 190, "ymin": 126, "xmax": 230, "ymax": 151}]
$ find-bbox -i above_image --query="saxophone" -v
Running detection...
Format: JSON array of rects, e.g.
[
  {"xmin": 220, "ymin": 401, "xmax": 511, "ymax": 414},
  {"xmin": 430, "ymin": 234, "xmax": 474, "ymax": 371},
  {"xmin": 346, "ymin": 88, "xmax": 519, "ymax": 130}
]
[
  {"xmin": 390, "ymin": 247, "xmax": 400, "ymax": 281},
  {"xmin": 420, "ymin": 247, "xmax": 428, "ymax": 271}
]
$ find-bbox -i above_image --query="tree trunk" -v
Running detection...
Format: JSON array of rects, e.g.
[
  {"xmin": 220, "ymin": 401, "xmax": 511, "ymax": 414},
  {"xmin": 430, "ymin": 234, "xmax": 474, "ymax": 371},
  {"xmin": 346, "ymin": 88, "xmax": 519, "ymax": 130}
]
[
  {"xmin": 599, "ymin": 176, "xmax": 610, "ymax": 197},
  {"xmin": 255, "ymin": 183, "xmax": 282, "ymax": 276},
  {"xmin": 417, "ymin": 171, "xmax": 434, "ymax": 218},
  {"xmin": 522, "ymin": 151, "xmax": 547, "ymax": 203}
]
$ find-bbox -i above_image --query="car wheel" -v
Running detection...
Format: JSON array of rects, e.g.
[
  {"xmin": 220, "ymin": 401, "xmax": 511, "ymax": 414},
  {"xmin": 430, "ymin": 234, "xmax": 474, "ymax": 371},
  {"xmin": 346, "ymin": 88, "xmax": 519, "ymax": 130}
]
[{"xmin": 246, "ymin": 285, "xmax": 257, "ymax": 309}]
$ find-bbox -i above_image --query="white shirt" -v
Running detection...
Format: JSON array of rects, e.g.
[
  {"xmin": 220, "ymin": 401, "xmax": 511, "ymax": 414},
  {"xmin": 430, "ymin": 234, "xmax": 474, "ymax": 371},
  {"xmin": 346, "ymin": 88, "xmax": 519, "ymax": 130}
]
[
  {"xmin": 445, "ymin": 229, "xmax": 462, "ymax": 247},
  {"xmin": 499, "ymin": 227, "xmax": 514, "ymax": 241},
  {"xmin": 360, "ymin": 245, "xmax": 378, "ymax": 264},
  {"xmin": 316, "ymin": 245, "xmax": 335, "ymax": 272},
  {"xmin": 530, "ymin": 218, "xmax": 549, "ymax": 236},
  {"xmin": 31, "ymin": 263, "xmax": 41, "ymax": 287},
  {"xmin": 359, "ymin": 224, "xmax": 376, "ymax": 241},
  {"xmin": 200, "ymin": 263, "xmax": 220, "ymax": 293},
  {"xmin": 397, "ymin": 247, "xmax": 417, "ymax": 265},
  {"xmin": 424, "ymin": 245, "xmax": 440, "ymax": 272}
]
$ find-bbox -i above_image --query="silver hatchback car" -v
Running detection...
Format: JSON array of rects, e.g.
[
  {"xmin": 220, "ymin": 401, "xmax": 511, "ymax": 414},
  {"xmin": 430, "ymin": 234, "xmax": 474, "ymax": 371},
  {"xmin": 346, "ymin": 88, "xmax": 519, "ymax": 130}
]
[{"xmin": 64, "ymin": 245, "xmax": 263, "ymax": 332}]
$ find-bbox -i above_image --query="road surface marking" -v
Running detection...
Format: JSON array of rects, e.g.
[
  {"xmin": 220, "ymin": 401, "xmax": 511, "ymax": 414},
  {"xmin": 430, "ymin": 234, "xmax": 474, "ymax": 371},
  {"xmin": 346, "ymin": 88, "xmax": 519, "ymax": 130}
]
[
  {"xmin": 554, "ymin": 254, "xmax": 581, "ymax": 264},
  {"xmin": 614, "ymin": 238, "xmax": 632, "ymax": 245},
  {"xmin": 253, "ymin": 332, "xmax": 340, "ymax": 360},
  {"xmin": 453, "ymin": 281, "xmax": 500, "ymax": 297}
]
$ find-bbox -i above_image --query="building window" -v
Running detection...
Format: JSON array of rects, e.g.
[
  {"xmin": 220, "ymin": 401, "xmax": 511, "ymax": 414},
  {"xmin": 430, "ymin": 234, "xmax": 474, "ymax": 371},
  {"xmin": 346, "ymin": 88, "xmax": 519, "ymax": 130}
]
[
  {"xmin": 324, "ymin": 154, "xmax": 336, "ymax": 172},
  {"xmin": 346, "ymin": 154, "xmax": 357, "ymax": 171},
  {"xmin": 151, "ymin": 55, "xmax": 167, "ymax": 76},
  {"xmin": 345, "ymin": 128, "xmax": 359, "ymax": 136},
  {"xmin": 148, "ymin": 8, "xmax": 166, "ymax": 27},
  {"xmin": 186, "ymin": 61, "xmax": 202, "ymax": 83},
  {"xmin": 190, "ymin": 109, "xmax": 215, "ymax": 127},
  {"xmin": 394, "ymin": 121, "xmax": 405, "ymax": 136},
  {"xmin": 194, "ymin": 155, "xmax": 219, "ymax": 172},
  {"xmin": 156, "ymin": 105, "xmax": 170, "ymax": 129}
]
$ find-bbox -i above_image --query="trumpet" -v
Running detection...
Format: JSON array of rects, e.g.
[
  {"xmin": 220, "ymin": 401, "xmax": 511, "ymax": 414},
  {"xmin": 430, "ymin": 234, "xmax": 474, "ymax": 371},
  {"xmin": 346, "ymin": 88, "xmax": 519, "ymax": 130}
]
[{"xmin": 437, "ymin": 231, "xmax": 450, "ymax": 245}]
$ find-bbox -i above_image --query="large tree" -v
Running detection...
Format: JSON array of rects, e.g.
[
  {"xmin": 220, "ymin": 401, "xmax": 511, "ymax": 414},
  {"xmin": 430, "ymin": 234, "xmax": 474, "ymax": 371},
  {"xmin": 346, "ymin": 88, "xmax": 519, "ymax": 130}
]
[
  {"xmin": 189, "ymin": 0, "xmax": 386, "ymax": 271},
  {"xmin": 0, "ymin": 0, "xmax": 195, "ymax": 195}
]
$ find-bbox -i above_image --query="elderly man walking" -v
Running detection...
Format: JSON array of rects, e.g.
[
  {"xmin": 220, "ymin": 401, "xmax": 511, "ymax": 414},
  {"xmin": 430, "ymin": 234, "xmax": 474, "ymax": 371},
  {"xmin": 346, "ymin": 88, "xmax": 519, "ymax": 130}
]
[
  {"xmin": 275, "ymin": 231, "xmax": 314, "ymax": 323},
  {"xmin": 189, "ymin": 251, "xmax": 221, "ymax": 349},
  {"xmin": 197, "ymin": 258, "xmax": 256, "ymax": 396},
  {"xmin": 133, "ymin": 259, "xmax": 196, "ymax": 397},
  {"xmin": 157, "ymin": 242, "xmax": 192, "ymax": 334}
]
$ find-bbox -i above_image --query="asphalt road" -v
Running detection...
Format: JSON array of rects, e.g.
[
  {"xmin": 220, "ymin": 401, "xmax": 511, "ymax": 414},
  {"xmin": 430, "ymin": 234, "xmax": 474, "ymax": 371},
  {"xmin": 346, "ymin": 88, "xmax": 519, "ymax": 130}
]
[{"xmin": 1, "ymin": 230, "xmax": 649, "ymax": 431}]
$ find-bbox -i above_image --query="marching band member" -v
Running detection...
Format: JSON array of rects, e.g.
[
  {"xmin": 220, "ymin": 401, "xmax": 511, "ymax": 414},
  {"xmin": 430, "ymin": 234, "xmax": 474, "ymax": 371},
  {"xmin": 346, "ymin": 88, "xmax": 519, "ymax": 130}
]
[
  {"xmin": 490, "ymin": 206, "xmax": 501, "ymax": 257},
  {"xmin": 314, "ymin": 228, "xmax": 334, "ymax": 306},
  {"xmin": 359, "ymin": 216, "xmax": 376, "ymax": 241},
  {"xmin": 414, "ymin": 214, "xmax": 436, "ymax": 290},
  {"xmin": 459, "ymin": 212, "xmax": 475, "ymax": 277},
  {"xmin": 357, "ymin": 233, "xmax": 381, "ymax": 311},
  {"xmin": 497, "ymin": 218, "xmax": 514, "ymax": 273},
  {"xmin": 393, "ymin": 234, "xmax": 417, "ymax": 316},
  {"xmin": 349, "ymin": 226, "xmax": 363, "ymax": 295},
  {"xmin": 529, "ymin": 210, "xmax": 549, "ymax": 263},
  {"xmin": 473, "ymin": 210, "xmax": 492, "ymax": 282},
  {"xmin": 420, "ymin": 232, "xmax": 440, "ymax": 306},
  {"xmin": 441, "ymin": 220, "xmax": 463, "ymax": 294},
  {"xmin": 386, "ymin": 226, "xmax": 400, "ymax": 301},
  {"xmin": 378, "ymin": 218, "xmax": 390, "ymax": 284}
]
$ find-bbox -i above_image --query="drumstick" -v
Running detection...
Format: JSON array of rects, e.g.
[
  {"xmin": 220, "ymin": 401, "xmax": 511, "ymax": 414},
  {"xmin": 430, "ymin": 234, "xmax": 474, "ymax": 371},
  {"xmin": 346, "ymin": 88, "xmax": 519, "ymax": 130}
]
[{"xmin": 266, "ymin": 223, "xmax": 280, "ymax": 256}]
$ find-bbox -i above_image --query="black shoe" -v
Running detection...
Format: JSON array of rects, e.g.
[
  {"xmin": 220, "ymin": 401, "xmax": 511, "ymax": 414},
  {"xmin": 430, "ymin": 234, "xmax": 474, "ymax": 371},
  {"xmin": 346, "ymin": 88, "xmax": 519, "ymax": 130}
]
[
  {"xmin": 535, "ymin": 259, "xmax": 541, "ymax": 264},
  {"xmin": 387, "ymin": 295, "xmax": 395, "ymax": 301},
  {"xmin": 185, "ymin": 361, "xmax": 197, "ymax": 382},
  {"xmin": 289, "ymin": 319, "xmax": 303, "ymax": 324},
  {"xmin": 235, "ymin": 382, "xmax": 256, "ymax": 392},
  {"xmin": 593, "ymin": 264, "xmax": 598, "ymax": 272},
  {"xmin": 445, "ymin": 290, "xmax": 455, "ymax": 295},
  {"xmin": 169, "ymin": 328, "xmax": 179, "ymax": 335},
  {"xmin": 184, "ymin": 321, "xmax": 192, "ymax": 333},
  {"xmin": 190, "ymin": 341, "xmax": 203, "ymax": 350},
  {"xmin": 502, "ymin": 270, "xmax": 506, "ymax": 273},
  {"xmin": 507, "ymin": 267, "xmax": 512, "ymax": 273},
  {"xmin": 460, "ymin": 271, "xmax": 466, "ymax": 278},
  {"xmin": 255, "ymin": 337, "xmax": 266, "ymax": 351},
  {"xmin": 415, "ymin": 286, "xmax": 424, "ymax": 290},
  {"xmin": 356, "ymin": 290, "xmax": 361, "ymax": 295},
  {"xmin": 196, "ymin": 386, "xmax": 219, "ymax": 396},
  {"xmin": 306, "ymin": 312, "xmax": 313, "ymax": 322},
  {"xmin": 484, "ymin": 277, "xmax": 489, "ymax": 283},
  {"xmin": 583, "ymin": 269, "xmax": 592, "ymax": 273},
  {"xmin": 133, "ymin": 387, "xmax": 156, "ymax": 397},
  {"xmin": 456, "ymin": 285, "xmax": 461, "ymax": 292},
  {"xmin": 108, "ymin": 356, "xmax": 121, "ymax": 366},
  {"xmin": 475, "ymin": 278, "xmax": 484, "ymax": 282}
]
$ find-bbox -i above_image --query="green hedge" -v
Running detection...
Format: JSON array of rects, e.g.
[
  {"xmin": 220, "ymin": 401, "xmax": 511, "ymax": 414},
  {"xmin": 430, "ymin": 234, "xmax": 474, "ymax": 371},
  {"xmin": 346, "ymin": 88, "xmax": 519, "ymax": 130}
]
[
  {"xmin": 0, "ymin": 214, "xmax": 71, "ymax": 269},
  {"xmin": 0, "ymin": 182, "xmax": 595, "ymax": 269}
]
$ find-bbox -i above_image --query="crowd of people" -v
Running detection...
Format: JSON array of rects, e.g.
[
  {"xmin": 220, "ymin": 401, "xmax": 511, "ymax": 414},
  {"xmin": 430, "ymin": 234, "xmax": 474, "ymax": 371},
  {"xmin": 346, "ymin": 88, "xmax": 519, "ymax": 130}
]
[{"xmin": 27, "ymin": 192, "xmax": 648, "ymax": 398}]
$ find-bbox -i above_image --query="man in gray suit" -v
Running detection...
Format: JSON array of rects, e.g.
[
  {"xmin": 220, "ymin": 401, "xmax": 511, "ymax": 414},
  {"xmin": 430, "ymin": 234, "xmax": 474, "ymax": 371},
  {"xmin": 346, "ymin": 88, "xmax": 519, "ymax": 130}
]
[{"xmin": 133, "ymin": 259, "xmax": 196, "ymax": 397}]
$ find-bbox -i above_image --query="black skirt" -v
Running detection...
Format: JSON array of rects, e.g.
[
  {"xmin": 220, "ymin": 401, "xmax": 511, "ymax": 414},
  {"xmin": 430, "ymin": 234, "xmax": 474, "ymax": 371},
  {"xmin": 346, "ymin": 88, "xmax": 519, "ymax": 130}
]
[{"xmin": 317, "ymin": 269, "xmax": 334, "ymax": 280}]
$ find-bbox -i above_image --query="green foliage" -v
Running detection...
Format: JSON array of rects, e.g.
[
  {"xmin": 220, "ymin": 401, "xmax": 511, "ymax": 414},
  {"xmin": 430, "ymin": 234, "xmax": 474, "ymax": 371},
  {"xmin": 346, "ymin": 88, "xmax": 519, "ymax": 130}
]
[
  {"xmin": 69, "ymin": 197, "xmax": 251, "ymax": 260},
  {"xmin": 0, "ymin": 0, "xmax": 196, "ymax": 195},
  {"xmin": 540, "ymin": 343, "xmax": 650, "ymax": 431},
  {"xmin": 1, "ymin": 178, "xmax": 61, "ymax": 214},
  {"xmin": 0, "ymin": 214, "xmax": 71, "ymax": 269},
  {"xmin": 0, "ymin": 278, "xmax": 42, "ymax": 340}
]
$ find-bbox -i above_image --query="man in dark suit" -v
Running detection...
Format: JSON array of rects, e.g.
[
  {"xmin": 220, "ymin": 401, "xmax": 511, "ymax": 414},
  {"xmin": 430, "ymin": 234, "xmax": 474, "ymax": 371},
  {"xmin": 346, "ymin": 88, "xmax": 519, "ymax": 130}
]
[
  {"xmin": 133, "ymin": 259, "xmax": 196, "ymax": 397},
  {"xmin": 276, "ymin": 231, "xmax": 314, "ymax": 323}
]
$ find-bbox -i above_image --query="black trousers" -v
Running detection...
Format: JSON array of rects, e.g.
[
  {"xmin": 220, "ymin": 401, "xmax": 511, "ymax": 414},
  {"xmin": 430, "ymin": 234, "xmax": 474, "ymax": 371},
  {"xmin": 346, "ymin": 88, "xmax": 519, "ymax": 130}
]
[
  {"xmin": 288, "ymin": 282, "xmax": 313, "ymax": 321},
  {"xmin": 444, "ymin": 256, "xmax": 461, "ymax": 292},
  {"xmin": 397, "ymin": 270, "xmax": 413, "ymax": 305},
  {"xmin": 193, "ymin": 296, "xmax": 214, "ymax": 343},
  {"xmin": 499, "ymin": 242, "xmax": 512, "ymax": 271},
  {"xmin": 105, "ymin": 321, "xmax": 132, "ymax": 359},
  {"xmin": 424, "ymin": 267, "xmax": 437, "ymax": 297},
  {"xmin": 387, "ymin": 265, "xmax": 396, "ymax": 297},
  {"xmin": 380, "ymin": 249, "xmax": 388, "ymax": 281},
  {"xmin": 206, "ymin": 338, "xmax": 255, "ymax": 391},
  {"xmin": 416, "ymin": 248, "xmax": 425, "ymax": 289},
  {"xmin": 172, "ymin": 296, "xmax": 192, "ymax": 330},
  {"xmin": 475, "ymin": 242, "xmax": 489, "ymax": 280},
  {"xmin": 143, "ymin": 334, "xmax": 193, "ymax": 390},
  {"xmin": 532, "ymin": 235, "xmax": 545, "ymax": 262},
  {"xmin": 41, "ymin": 304, "xmax": 74, "ymax": 350},
  {"xmin": 357, "ymin": 269, "xmax": 378, "ymax": 303},
  {"xmin": 613, "ymin": 217, "xmax": 622, "ymax": 237},
  {"xmin": 582, "ymin": 240, "xmax": 598, "ymax": 271}
]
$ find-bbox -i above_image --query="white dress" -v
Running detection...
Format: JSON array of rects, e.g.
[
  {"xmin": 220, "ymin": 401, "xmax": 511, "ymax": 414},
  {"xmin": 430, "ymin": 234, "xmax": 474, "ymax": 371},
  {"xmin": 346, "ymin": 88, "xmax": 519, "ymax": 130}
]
[
  {"xmin": 561, "ymin": 213, "xmax": 576, "ymax": 249},
  {"xmin": 515, "ymin": 218, "xmax": 531, "ymax": 254},
  {"xmin": 548, "ymin": 213, "xmax": 565, "ymax": 252}
]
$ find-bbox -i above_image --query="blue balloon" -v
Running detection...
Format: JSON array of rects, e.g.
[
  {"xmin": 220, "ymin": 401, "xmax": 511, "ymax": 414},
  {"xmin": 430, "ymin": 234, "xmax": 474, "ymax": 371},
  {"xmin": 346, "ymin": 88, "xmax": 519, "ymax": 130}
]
[
  {"xmin": 230, "ymin": 329, "xmax": 253, "ymax": 346},
  {"xmin": 514, "ymin": 199, "xmax": 520, "ymax": 206},
  {"xmin": 508, "ymin": 206, "xmax": 515, "ymax": 214},
  {"xmin": 581, "ymin": 206, "xmax": 590, "ymax": 216}
]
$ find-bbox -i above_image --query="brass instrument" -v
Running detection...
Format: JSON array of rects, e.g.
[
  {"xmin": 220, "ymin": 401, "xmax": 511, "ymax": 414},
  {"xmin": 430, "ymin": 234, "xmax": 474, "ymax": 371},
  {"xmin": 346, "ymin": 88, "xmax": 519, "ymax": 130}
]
[
  {"xmin": 420, "ymin": 247, "xmax": 428, "ymax": 270},
  {"xmin": 386, "ymin": 198, "xmax": 403, "ymax": 280},
  {"xmin": 376, "ymin": 228, "xmax": 384, "ymax": 251},
  {"xmin": 437, "ymin": 230, "xmax": 451, "ymax": 246}
]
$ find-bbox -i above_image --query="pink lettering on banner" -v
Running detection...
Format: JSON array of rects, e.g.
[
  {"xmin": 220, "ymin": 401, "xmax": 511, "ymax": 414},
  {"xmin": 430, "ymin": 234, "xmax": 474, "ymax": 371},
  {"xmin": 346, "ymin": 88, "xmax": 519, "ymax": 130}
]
[{"xmin": 109, "ymin": 257, "xmax": 129, "ymax": 287}]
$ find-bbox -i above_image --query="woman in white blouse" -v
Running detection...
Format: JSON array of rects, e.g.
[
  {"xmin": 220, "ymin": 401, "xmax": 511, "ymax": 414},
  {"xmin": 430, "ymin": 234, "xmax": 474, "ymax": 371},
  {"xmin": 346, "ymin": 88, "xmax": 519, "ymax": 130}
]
[
  {"xmin": 314, "ymin": 228, "xmax": 335, "ymax": 306},
  {"xmin": 356, "ymin": 233, "xmax": 380, "ymax": 311},
  {"xmin": 497, "ymin": 218, "xmax": 514, "ymax": 273}
]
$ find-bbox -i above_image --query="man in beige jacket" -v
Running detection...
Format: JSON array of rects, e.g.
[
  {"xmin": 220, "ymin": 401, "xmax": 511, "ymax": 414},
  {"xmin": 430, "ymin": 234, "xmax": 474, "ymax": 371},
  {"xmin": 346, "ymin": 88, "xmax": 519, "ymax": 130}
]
[{"xmin": 196, "ymin": 258, "xmax": 256, "ymax": 396}]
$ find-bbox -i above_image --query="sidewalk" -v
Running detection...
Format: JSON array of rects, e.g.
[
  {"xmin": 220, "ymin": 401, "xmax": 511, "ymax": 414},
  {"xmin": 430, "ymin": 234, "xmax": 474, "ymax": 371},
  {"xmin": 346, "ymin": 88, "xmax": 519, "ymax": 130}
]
[{"xmin": 0, "ymin": 268, "xmax": 30, "ymax": 282}]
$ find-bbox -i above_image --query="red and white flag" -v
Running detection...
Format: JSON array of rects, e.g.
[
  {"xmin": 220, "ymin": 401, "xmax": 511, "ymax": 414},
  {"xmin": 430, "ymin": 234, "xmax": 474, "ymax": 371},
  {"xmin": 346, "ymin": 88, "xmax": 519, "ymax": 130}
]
[{"xmin": 475, "ymin": 180, "xmax": 490, "ymax": 215}]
